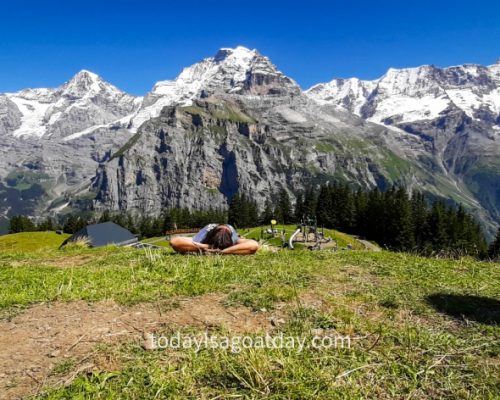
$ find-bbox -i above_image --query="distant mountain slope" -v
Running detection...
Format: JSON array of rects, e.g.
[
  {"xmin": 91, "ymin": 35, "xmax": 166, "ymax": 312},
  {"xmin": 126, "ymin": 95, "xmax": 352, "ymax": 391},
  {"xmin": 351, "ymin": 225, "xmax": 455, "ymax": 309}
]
[
  {"xmin": 306, "ymin": 61, "xmax": 500, "ymax": 235},
  {"xmin": 0, "ymin": 71, "xmax": 141, "ymax": 220}
]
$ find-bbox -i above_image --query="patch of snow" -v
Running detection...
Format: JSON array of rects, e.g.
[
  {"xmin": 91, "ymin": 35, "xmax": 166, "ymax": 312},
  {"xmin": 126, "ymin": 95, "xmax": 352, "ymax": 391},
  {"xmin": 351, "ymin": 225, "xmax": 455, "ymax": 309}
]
[
  {"xmin": 8, "ymin": 96, "xmax": 51, "ymax": 137},
  {"xmin": 63, "ymin": 123, "xmax": 109, "ymax": 141},
  {"xmin": 446, "ymin": 87, "xmax": 500, "ymax": 116},
  {"xmin": 51, "ymin": 201, "xmax": 70, "ymax": 212},
  {"xmin": 306, "ymin": 78, "xmax": 377, "ymax": 114},
  {"xmin": 277, "ymin": 107, "xmax": 307, "ymax": 123},
  {"xmin": 370, "ymin": 95, "xmax": 450, "ymax": 123}
]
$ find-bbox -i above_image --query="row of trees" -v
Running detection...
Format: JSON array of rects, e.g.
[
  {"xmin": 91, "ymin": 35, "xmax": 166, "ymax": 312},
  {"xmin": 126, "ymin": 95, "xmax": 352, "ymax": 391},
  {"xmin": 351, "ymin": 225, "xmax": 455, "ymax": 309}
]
[
  {"xmin": 8, "ymin": 185, "xmax": 498, "ymax": 259},
  {"xmin": 227, "ymin": 185, "xmax": 493, "ymax": 258},
  {"xmin": 310, "ymin": 184, "xmax": 489, "ymax": 256},
  {"xmin": 8, "ymin": 208, "xmax": 227, "ymax": 238}
]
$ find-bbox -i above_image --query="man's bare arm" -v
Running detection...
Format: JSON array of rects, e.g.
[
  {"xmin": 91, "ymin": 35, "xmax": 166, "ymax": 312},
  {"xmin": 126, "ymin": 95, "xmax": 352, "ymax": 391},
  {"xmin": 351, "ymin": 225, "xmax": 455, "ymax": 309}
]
[
  {"xmin": 170, "ymin": 237, "xmax": 208, "ymax": 253},
  {"xmin": 220, "ymin": 238, "xmax": 259, "ymax": 255}
]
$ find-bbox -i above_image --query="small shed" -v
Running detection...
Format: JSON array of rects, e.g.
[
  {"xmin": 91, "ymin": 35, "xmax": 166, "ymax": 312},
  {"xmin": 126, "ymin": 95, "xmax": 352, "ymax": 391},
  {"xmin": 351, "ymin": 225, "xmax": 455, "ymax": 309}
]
[{"xmin": 60, "ymin": 222, "xmax": 138, "ymax": 248}]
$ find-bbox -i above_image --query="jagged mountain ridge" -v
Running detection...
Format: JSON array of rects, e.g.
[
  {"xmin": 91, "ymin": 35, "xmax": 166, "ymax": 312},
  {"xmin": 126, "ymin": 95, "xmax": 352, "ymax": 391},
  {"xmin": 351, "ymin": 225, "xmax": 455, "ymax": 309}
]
[
  {"xmin": 127, "ymin": 46, "xmax": 302, "ymax": 131},
  {"xmin": 306, "ymin": 61, "xmax": 500, "ymax": 124},
  {"xmin": 0, "ymin": 47, "xmax": 498, "ymax": 237}
]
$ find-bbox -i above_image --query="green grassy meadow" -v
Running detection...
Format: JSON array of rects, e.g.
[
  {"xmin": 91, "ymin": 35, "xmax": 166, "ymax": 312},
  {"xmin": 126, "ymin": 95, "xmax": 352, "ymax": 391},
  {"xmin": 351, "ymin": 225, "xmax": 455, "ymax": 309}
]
[{"xmin": 0, "ymin": 231, "xmax": 498, "ymax": 399}]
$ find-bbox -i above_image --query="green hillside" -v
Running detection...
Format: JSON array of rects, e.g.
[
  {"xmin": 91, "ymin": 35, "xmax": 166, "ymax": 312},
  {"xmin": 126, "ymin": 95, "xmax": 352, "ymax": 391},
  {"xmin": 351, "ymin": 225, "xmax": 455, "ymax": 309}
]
[
  {"xmin": 0, "ymin": 232, "xmax": 498, "ymax": 399},
  {"xmin": 0, "ymin": 231, "xmax": 69, "ymax": 252}
]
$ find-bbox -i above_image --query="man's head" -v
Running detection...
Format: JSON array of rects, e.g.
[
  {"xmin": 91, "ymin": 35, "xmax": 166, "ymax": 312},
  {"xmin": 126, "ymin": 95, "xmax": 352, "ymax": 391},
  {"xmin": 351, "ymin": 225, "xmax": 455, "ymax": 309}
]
[{"xmin": 202, "ymin": 224, "xmax": 233, "ymax": 250}]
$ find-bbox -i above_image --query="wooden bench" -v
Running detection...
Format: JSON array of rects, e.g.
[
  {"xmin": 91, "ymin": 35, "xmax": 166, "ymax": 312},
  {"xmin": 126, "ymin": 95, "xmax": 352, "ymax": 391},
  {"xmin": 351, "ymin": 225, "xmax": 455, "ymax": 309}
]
[{"xmin": 165, "ymin": 228, "xmax": 200, "ymax": 238}]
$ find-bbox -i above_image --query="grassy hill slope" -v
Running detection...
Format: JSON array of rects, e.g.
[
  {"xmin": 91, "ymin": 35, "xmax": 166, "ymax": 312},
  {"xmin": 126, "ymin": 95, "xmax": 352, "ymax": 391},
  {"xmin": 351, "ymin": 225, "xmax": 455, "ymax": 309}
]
[
  {"xmin": 0, "ymin": 232, "xmax": 498, "ymax": 398},
  {"xmin": 0, "ymin": 231, "xmax": 69, "ymax": 252}
]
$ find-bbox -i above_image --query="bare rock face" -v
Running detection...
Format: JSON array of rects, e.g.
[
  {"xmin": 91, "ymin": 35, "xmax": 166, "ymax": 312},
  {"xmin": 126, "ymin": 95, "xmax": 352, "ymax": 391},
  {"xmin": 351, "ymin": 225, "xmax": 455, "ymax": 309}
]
[
  {"xmin": 92, "ymin": 96, "xmax": 463, "ymax": 221},
  {"xmin": 0, "ymin": 96, "xmax": 22, "ymax": 135}
]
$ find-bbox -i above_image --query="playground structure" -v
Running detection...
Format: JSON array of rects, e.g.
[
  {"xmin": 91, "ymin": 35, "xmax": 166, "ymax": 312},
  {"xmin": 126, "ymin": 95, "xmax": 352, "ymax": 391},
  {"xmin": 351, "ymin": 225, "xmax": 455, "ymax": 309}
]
[
  {"xmin": 285, "ymin": 216, "xmax": 334, "ymax": 250},
  {"xmin": 260, "ymin": 217, "xmax": 336, "ymax": 250}
]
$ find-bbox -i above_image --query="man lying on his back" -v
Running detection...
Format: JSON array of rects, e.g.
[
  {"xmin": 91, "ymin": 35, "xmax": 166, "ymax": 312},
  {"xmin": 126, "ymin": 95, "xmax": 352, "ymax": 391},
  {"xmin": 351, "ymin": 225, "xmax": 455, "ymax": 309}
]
[{"xmin": 170, "ymin": 224, "xmax": 259, "ymax": 255}]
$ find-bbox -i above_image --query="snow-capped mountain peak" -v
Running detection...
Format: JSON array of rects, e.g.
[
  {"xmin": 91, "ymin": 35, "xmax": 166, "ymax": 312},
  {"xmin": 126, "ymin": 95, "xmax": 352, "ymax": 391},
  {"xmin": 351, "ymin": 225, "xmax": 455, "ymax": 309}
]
[
  {"xmin": 213, "ymin": 45, "xmax": 258, "ymax": 63},
  {"xmin": 130, "ymin": 46, "xmax": 300, "ymax": 130},
  {"xmin": 1, "ymin": 70, "xmax": 139, "ymax": 138},
  {"xmin": 57, "ymin": 70, "xmax": 122, "ymax": 98}
]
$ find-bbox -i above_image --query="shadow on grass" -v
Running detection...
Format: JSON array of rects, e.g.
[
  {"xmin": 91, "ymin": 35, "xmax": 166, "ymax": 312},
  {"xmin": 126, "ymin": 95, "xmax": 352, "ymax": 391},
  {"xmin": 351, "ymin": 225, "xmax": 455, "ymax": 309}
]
[{"xmin": 426, "ymin": 293, "xmax": 500, "ymax": 325}]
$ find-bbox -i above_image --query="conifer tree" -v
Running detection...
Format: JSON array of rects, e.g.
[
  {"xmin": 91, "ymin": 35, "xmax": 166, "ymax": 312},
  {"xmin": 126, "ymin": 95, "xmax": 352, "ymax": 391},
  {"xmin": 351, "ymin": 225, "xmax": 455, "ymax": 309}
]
[
  {"xmin": 37, "ymin": 217, "xmax": 57, "ymax": 231},
  {"xmin": 391, "ymin": 187, "xmax": 414, "ymax": 250},
  {"xmin": 260, "ymin": 199, "xmax": 274, "ymax": 225},
  {"xmin": 410, "ymin": 191, "xmax": 429, "ymax": 248},
  {"xmin": 427, "ymin": 202, "xmax": 449, "ymax": 252},
  {"xmin": 228, "ymin": 193, "xmax": 243, "ymax": 228},
  {"xmin": 276, "ymin": 189, "xmax": 293, "ymax": 224},
  {"xmin": 8, "ymin": 215, "xmax": 36, "ymax": 233},
  {"xmin": 126, "ymin": 213, "xmax": 138, "ymax": 234},
  {"xmin": 294, "ymin": 192, "xmax": 305, "ymax": 222},
  {"xmin": 488, "ymin": 227, "xmax": 500, "ymax": 260},
  {"xmin": 99, "ymin": 210, "xmax": 111, "ymax": 223},
  {"xmin": 303, "ymin": 186, "xmax": 317, "ymax": 218}
]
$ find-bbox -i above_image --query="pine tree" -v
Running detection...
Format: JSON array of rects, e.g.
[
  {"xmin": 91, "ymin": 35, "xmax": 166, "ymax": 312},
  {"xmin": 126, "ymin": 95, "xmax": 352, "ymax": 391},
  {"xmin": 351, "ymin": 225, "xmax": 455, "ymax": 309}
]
[
  {"xmin": 488, "ymin": 227, "xmax": 500, "ymax": 260},
  {"xmin": 260, "ymin": 199, "xmax": 274, "ymax": 225},
  {"xmin": 99, "ymin": 210, "xmax": 111, "ymax": 223},
  {"xmin": 294, "ymin": 192, "xmax": 305, "ymax": 222},
  {"xmin": 427, "ymin": 202, "xmax": 449, "ymax": 252},
  {"xmin": 37, "ymin": 217, "xmax": 56, "ymax": 231},
  {"xmin": 126, "ymin": 213, "xmax": 138, "ymax": 234},
  {"xmin": 337, "ymin": 184, "xmax": 355, "ymax": 232},
  {"xmin": 353, "ymin": 189, "xmax": 367, "ymax": 235},
  {"xmin": 139, "ymin": 216, "xmax": 154, "ymax": 238},
  {"xmin": 316, "ymin": 184, "xmax": 333, "ymax": 227},
  {"xmin": 411, "ymin": 191, "xmax": 429, "ymax": 248},
  {"xmin": 391, "ymin": 187, "xmax": 414, "ymax": 250},
  {"xmin": 364, "ymin": 188, "xmax": 383, "ymax": 242},
  {"xmin": 248, "ymin": 198, "xmax": 259, "ymax": 227},
  {"xmin": 303, "ymin": 186, "xmax": 317, "ymax": 219},
  {"xmin": 62, "ymin": 215, "xmax": 79, "ymax": 234},
  {"xmin": 228, "ymin": 193, "xmax": 243, "ymax": 228},
  {"xmin": 276, "ymin": 189, "xmax": 293, "ymax": 224}
]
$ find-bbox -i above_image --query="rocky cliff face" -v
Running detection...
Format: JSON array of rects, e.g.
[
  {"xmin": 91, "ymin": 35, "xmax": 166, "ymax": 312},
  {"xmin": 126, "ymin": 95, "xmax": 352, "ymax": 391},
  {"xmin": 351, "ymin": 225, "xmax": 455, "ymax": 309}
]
[
  {"xmin": 92, "ymin": 95, "xmax": 477, "ymax": 223},
  {"xmin": 0, "ymin": 96, "xmax": 22, "ymax": 135}
]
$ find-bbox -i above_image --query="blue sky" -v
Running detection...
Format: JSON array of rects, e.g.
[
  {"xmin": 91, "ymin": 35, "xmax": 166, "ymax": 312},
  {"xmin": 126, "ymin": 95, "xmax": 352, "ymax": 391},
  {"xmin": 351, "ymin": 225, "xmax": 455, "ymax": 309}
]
[{"xmin": 1, "ymin": 0, "xmax": 499, "ymax": 95}]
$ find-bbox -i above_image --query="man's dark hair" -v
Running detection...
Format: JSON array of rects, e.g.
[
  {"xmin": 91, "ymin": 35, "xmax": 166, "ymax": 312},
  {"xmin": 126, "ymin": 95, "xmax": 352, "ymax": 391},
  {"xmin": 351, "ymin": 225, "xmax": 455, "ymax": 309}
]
[{"xmin": 202, "ymin": 225, "xmax": 233, "ymax": 250}]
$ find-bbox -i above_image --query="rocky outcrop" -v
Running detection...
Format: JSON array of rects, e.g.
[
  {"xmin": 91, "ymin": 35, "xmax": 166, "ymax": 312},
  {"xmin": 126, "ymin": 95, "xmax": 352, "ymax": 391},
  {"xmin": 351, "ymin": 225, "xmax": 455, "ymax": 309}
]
[{"xmin": 0, "ymin": 96, "xmax": 22, "ymax": 135}]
